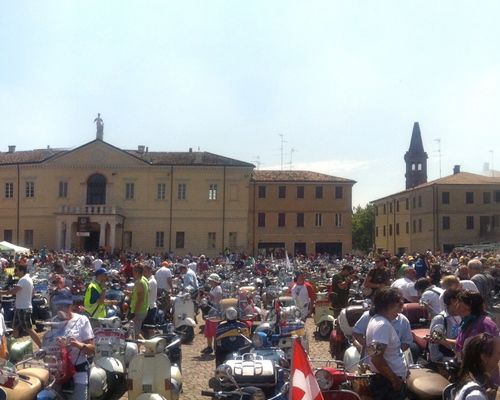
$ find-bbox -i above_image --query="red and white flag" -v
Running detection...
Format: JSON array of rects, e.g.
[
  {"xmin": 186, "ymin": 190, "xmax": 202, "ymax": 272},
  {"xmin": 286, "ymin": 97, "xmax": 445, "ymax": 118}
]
[{"xmin": 289, "ymin": 339, "xmax": 324, "ymax": 400}]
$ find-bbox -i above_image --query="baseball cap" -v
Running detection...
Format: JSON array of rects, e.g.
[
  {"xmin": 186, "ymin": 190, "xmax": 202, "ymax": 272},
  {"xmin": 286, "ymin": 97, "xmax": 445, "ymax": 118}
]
[
  {"xmin": 52, "ymin": 289, "xmax": 74, "ymax": 306},
  {"xmin": 95, "ymin": 267, "xmax": 108, "ymax": 277}
]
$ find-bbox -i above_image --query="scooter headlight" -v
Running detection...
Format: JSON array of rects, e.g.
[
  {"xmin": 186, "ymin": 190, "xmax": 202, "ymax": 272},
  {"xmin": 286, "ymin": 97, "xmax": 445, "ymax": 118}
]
[{"xmin": 315, "ymin": 368, "xmax": 334, "ymax": 390}]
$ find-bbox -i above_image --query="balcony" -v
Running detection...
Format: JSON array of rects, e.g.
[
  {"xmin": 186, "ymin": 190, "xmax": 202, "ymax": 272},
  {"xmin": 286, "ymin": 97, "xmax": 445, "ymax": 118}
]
[{"xmin": 57, "ymin": 205, "xmax": 123, "ymax": 215}]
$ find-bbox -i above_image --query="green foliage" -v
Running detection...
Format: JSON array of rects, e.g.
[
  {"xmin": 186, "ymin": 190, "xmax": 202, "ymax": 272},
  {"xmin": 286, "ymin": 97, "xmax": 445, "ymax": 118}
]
[{"xmin": 352, "ymin": 204, "xmax": 375, "ymax": 253}]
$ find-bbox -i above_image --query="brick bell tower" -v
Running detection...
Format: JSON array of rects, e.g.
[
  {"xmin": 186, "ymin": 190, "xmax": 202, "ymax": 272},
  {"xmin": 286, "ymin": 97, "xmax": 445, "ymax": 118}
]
[{"xmin": 404, "ymin": 122, "xmax": 428, "ymax": 189}]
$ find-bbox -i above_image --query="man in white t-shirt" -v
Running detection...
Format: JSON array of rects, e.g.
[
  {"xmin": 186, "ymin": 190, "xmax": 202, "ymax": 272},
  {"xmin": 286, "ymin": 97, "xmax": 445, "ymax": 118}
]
[
  {"xmin": 0, "ymin": 264, "xmax": 41, "ymax": 348},
  {"xmin": 414, "ymin": 278, "xmax": 444, "ymax": 318},
  {"xmin": 391, "ymin": 268, "xmax": 418, "ymax": 303},
  {"xmin": 366, "ymin": 287, "xmax": 408, "ymax": 400},
  {"xmin": 155, "ymin": 261, "xmax": 173, "ymax": 317},
  {"xmin": 188, "ymin": 259, "xmax": 198, "ymax": 274}
]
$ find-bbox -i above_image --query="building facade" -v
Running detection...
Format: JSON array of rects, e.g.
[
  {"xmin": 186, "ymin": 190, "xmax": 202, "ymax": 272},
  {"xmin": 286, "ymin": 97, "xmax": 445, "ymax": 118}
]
[
  {"xmin": 373, "ymin": 123, "xmax": 500, "ymax": 255},
  {"xmin": 0, "ymin": 138, "xmax": 355, "ymax": 256},
  {"xmin": 250, "ymin": 170, "xmax": 355, "ymax": 257}
]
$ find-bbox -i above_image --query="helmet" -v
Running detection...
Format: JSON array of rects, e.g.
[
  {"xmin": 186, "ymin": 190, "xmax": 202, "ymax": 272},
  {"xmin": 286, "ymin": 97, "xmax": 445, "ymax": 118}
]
[
  {"xmin": 225, "ymin": 307, "xmax": 238, "ymax": 321},
  {"xmin": 208, "ymin": 273, "xmax": 222, "ymax": 284}
]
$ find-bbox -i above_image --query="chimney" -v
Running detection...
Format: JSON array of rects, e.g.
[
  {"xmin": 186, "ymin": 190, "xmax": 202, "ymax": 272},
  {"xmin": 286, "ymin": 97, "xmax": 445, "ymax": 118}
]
[
  {"xmin": 137, "ymin": 145, "xmax": 145, "ymax": 154},
  {"xmin": 7, "ymin": 145, "xmax": 16, "ymax": 153},
  {"xmin": 453, "ymin": 165, "xmax": 461, "ymax": 174},
  {"xmin": 189, "ymin": 147, "xmax": 192, "ymax": 153}
]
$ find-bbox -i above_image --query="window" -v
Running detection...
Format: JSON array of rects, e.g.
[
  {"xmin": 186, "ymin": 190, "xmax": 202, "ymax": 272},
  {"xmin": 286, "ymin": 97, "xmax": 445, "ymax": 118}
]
[
  {"xmin": 493, "ymin": 215, "xmax": 500, "ymax": 228},
  {"xmin": 335, "ymin": 186, "xmax": 343, "ymax": 199},
  {"xmin": 466, "ymin": 216, "xmax": 474, "ymax": 230},
  {"xmin": 389, "ymin": 224, "xmax": 393, "ymax": 236},
  {"xmin": 418, "ymin": 196, "xmax": 422, "ymax": 207},
  {"xmin": 442, "ymin": 192, "xmax": 450, "ymax": 204},
  {"xmin": 396, "ymin": 200, "xmax": 400, "ymax": 212},
  {"xmin": 412, "ymin": 220, "xmax": 416, "ymax": 233},
  {"xmin": 278, "ymin": 213, "xmax": 286, "ymax": 227},
  {"xmin": 375, "ymin": 206, "xmax": 379, "ymax": 216},
  {"xmin": 25, "ymin": 181, "xmax": 34, "ymax": 198},
  {"xmin": 125, "ymin": 183, "xmax": 135, "ymax": 200},
  {"xmin": 278, "ymin": 186, "xmax": 286, "ymax": 198},
  {"xmin": 4, "ymin": 230, "xmax": 13, "ymax": 242},
  {"xmin": 155, "ymin": 231, "xmax": 165, "ymax": 248},
  {"xmin": 418, "ymin": 219, "xmax": 422, "ymax": 232},
  {"xmin": 412, "ymin": 197, "xmax": 416, "ymax": 209},
  {"xmin": 465, "ymin": 192, "xmax": 474, "ymax": 204},
  {"xmin": 177, "ymin": 183, "xmax": 186, "ymax": 200},
  {"xmin": 405, "ymin": 221, "xmax": 409, "ymax": 234},
  {"xmin": 315, "ymin": 213, "xmax": 322, "ymax": 227},
  {"xmin": 396, "ymin": 223, "xmax": 400, "ymax": 235},
  {"xmin": 87, "ymin": 173, "xmax": 106, "ymax": 205},
  {"xmin": 296, "ymin": 186, "xmax": 304, "ymax": 199},
  {"xmin": 335, "ymin": 213, "xmax": 343, "ymax": 227},
  {"xmin": 417, "ymin": 163, "xmax": 422, "ymax": 171},
  {"xmin": 208, "ymin": 232, "xmax": 216, "ymax": 249},
  {"xmin": 405, "ymin": 198, "xmax": 409, "ymax": 210},
  {"xmin": 229, "ymin": 232, "xmax": 237, "ymax": 248},
  {"xmin": 175, "ymin": 232, "xmax": 185, "ymax": 248},
  {"xmin": 315, "ymin": 186, "xmax": 323, "ymax": 199},
  {"xmin": 411, "ymin": 163, "xmax": 416, "ymax": 171},
  {"xmin": 5, "ymin": 182, "xmax": 13, "ymax": 198},
  {"xmin": 442, "ymin": 216, "xmax": 450, "ymax": 230},
  {"xmin": 375, "ymin": 226, "xmax": 379, "ymax": 237},
  {"xmin": 124, "ymin": 231, "xmax": 132, "ymax": 248},
  {"xmin": 209, "ymin": 184, "xmax": 218, "ymax": 200},
  {"xmin": 258, "ymin": 186, "xmax": 266, "ymax": 198},
  {"xmin": 24, "ymin": 229, "xmax": 33, "ymax": 246},
  {"xmin": 157, "ymin": 183, "xmax": 166, "ymax": 200},
  {"xmin": 258, "ymin": 213, "xmax": 266, "ymax": 227},
  {"xmin": 383, "ymin": 226, "xmax": 386, "ymax": 236},
  {"xmin": 389, "ymin": 203, "xmax": 393, "ymax": 213},
  {"xmin": 383, "ymin": 204, "xmax": 386, "ymax": 214},
  {"xmin": 296, "ymin": 213, "xmax": 304, "ymax": 227},
  {"xmin": 59, "ymin": 181, "xmax": 68, "ymax": 198},
  {"xmin": 483, "ymin": 192, "xmax": 491, "ymax": 204},
  {"xmin": 495, "ymin": 191, "xmax": 500, "ymax": 203}
]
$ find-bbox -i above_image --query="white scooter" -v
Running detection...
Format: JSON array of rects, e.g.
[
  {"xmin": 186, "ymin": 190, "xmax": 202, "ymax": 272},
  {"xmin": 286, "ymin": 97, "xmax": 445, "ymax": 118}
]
[
  {"xmin": 126, "ymin": 336, "xmax": 182, "ymax": 400},
  {"xmin": 89, "ymin": 316, "xmax": 139, "ymax": 399},
  {"xmin": 171, "ymin": 289, "xmax": 196, "ymax": 343}
]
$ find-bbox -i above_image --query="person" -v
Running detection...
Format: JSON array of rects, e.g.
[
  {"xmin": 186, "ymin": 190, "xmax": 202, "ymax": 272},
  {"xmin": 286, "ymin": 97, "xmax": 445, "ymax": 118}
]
[
  {"xmin": 120, "ymin": 258, "xmax": 134, "ymax": 280},
  {"xmin": 44, "ymin": 289, "xmax": 95, "ymax": 400},
  {"xmin": 94, "ymin": 113, "xmax": 104, "ymax": 136},
  {"xmin": 92, "ymin": 257, "xmax": 103, "ymax": 272},
  {"xmin": 439, "ymin": 275, "xmax": 478, "ymax": 311},
  {"xmin": 142, "ymin": 263, "xmax": 158, "ymax": 338},
  {"xmin": 414, "ymin": 254, "xmax": 428, "ymax": 279},
  {"xmin": 83, "ymin": 268, "xmax": 116, "ymax": 319},
  {"xmin": 0, "ymin": 264, "xmax": 41, "ymax": 348},
  {"xmin": 291, "ymin": 271, "xmax": 315, "ymax": 320},
  {"xmin": 201, "ymin": 273, "xmax": 223, "ymax": 354},
  {"xmin": 128, "ymin": 264, "xmax": 149, "ymax": 338},
  {"xmin": 363, "ymin": 256, "xmax": 391, "ymax": 298},
  {"xmin": 429, "ymin": 263, "xmax": 442, "ymax": 287},
  {"xmin": 468, "ymin": 259, "xmax": 495, "ymax": 309},
  {"xmin": 155, "ymin": 261, "xmax": 173, "ymax": 318},
  {"xmin": 414, "ymin": 277, "xmax": 444, "ymax": 318},
  {"xmin": 0, "ymin": 312, "xmax": 7, "ymax": 359},
  {"xmin": 453, "ymin": 333, "xmax": 500, "ymax": 400},
  {"xmin": 366, "ymin": 287, "xmax": 408, "ymax": 400},
  {"xmin": 428, "ymin": 289, "xmax": 462, "ymax": 365},
  {"xmin": 330, "ymin": 264, "xmax": 355, "ymax": 317},
  {"xmin": 391, "ymin": 268, "xmax": 419, "ymax": 303},
  {"xmin": 181, "ymin": 263, "xmax": 199, "ymax": 291}
]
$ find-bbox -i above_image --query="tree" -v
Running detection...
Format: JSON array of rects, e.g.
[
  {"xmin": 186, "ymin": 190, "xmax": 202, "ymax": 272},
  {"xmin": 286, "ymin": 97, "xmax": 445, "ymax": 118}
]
[{"xmin": 352, "ymin": 204, "xmax": 375, "ymax": 253}]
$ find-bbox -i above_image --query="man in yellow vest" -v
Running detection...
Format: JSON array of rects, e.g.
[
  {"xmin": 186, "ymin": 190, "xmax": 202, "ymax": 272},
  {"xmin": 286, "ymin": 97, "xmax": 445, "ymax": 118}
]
[
  {"xmin": 84, "ymin": 268, "xmax": 116, "ymax": 319},
  {"xmin": 128, "ymin": 264, "xmax": 149, "ymax": 339}
]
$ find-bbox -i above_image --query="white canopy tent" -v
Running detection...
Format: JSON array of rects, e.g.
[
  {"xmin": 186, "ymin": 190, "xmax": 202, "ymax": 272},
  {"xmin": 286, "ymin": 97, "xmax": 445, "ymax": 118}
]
[{"xmin": 0, "ymin": 241, "xmax": 30, "ymax": 254}]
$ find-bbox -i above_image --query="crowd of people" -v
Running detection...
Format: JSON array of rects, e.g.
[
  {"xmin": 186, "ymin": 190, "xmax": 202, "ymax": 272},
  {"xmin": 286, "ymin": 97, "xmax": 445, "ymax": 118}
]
[{"xmin": 0, "ymin": 248, "xmax": 498, "ymax": 400}]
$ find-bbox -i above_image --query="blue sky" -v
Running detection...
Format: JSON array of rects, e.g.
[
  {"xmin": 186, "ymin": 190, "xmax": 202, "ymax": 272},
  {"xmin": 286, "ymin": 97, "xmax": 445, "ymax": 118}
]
[{"xmin": 1, "ymin": 1, "xmax": 499, "ymax": 206}]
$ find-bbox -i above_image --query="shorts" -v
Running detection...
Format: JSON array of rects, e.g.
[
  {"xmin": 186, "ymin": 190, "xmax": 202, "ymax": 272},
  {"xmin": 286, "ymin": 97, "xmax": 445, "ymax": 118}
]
[
  {"xmin": 204, "ymin": 318, "xmax": 220, "ymax": 338},
  {"xmin": 143, "ymin": 307, "xmax": 158, "ymax": 326},
  {"xmin": 132, "ymin": 313, "xmax": 147, "ymax": 337},
  {"xmin": 13, "ymin": 308, "xmax": 33, "ymax": 330}
]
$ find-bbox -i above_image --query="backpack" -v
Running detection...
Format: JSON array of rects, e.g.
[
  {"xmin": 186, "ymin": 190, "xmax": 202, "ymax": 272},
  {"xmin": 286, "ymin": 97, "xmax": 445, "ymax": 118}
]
[{"xmin": 434, "ymin": 312, "xmax": 455, "ymax": 358}]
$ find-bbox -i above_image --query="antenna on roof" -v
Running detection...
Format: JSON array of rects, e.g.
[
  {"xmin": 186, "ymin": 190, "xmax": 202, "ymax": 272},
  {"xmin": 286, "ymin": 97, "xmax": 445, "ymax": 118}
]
[
  {"xmin": 490, "ymin": 150, "xmax": 495, "ymax": 177},
  {"xmin": 434, "ymin": 138, "xmax": 442, "ymax": 178},
  {"xmin": 279, "ymin": 134, "xmax": 287, "ymax": 171},
  {"xmin": 289, "ymin": 147, "xmax": 296, "ymax": 170},
  {"xmin": 253, "ymin": 156, "xmax": 261, "ymax": 170}
]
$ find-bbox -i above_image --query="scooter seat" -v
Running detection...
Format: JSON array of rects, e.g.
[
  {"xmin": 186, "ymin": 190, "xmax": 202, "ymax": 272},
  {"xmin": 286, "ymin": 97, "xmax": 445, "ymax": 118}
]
[
  {"xmin": 345, "ymin": 306, "xmax": 366, "ymax": 327},
  {"xmin": 1, "ymin": 375, "xmax": 42, "ymax": 400},
  {"xmin": 408, "ymin": 368, "xmax": 449, "ymax": 399},
  {"xmin": 18, "ymin": 367, "xmax": 50, "ymax": 386}
]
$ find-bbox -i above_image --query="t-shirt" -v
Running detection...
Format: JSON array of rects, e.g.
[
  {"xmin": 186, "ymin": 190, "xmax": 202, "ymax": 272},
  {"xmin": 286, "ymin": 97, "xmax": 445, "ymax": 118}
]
[
  {"xmin": 366, "ymin": 267, "xmax": 391, "ymax": 286},
  {"xmin": 209, "ymin": 285, "xmax": 223, "ymax": 306},
  {"xmin": 15, "ymin": 274, "xmax": 33, "ymax": 309},
  {"xmin": 155, "ymin": 266, "xmax": 172, "ymax": 290},
  {"xmin": 188, "ymin": 261, "xmax": 198, "ymax": 274},
  {"xmin": 420, "ymin": 285, "xmax": 444, "ymax": 318},
  {"xmin": 454, "ymin": 381, "xmax": 486, "ymax": 400},
  {"xmin": 331, "ymin": 273, "xmax": 350, "ymax": 307},
  {"xmin": 456, "ymin": 315, "xmax": 499, "ymax": 354},
  {"xmin": 183, "ymin": 269, "xmax": 199, "ymax": 290},
  {"xmin": 391, "ymin": 277, "xmax": 418, "ymax": 302},
  {"xmin": 148, "ymin": 276, "xmax": 157, "ymax": 308},
  {"xmin": 428, "ymin": 311, "xmax": 461, "ymax": 362},
  {"xmin": 366, "ymin": 315, "xmax": 408, "ymax": 379},
  {"xmin": 353, "ymin": 311, "xmax": 413, "ymax": 347},
  {"xmin": 291, "ymin": 283, "xmax": 311, "ymax": 319}
]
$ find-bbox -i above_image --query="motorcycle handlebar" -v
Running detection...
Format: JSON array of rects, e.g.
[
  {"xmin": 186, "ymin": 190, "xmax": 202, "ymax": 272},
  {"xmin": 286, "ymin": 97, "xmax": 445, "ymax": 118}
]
[{"xmin": 201, "ymin": 390, "xmax": 216, "ymax": 397}]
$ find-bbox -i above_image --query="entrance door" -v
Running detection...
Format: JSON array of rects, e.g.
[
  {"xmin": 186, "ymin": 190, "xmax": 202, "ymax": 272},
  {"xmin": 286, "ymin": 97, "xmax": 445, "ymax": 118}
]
[
  {"xmin": 84, "ymin": 231, "xmax": 100, "ymax": 251},
  {"xmin": 315, "ymin": 242, "xmax": 343, "ymax": 257},
  {"xmin": 294, "ymin": 242, "xmax": 306, "ymax": 256}
]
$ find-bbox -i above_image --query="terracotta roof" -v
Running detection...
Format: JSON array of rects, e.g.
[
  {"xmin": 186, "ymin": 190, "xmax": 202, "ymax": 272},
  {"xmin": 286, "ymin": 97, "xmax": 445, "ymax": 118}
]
[
  {"xmin": 372, "ymin": 171, "xmax": 500, "ymax": 202},
  {"xmin": 252, "ymin": 170, "xmax": 356, "ymax": 184},
  {"xmin": 0, "ymin": 149, "xmax": 65, "ymax": 164}
]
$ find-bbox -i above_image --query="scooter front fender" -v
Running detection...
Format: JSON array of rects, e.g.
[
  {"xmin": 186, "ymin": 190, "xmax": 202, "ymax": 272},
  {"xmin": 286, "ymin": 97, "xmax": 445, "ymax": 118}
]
[
  {"xmin": 180, "ymin": 317, "xmax": 196, "ymax": 327},
  {"xmin": 317, "ymin": 315, "xmax": 335, "ymax": 324}
]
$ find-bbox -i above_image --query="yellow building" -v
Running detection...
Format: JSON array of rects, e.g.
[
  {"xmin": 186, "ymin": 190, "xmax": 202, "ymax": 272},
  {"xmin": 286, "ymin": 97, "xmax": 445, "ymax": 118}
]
[
  {"xmin": 250, "ymin": 170, "xmax": 355, "ymax": 257},
  {"xmin": 373, "ymin": 123, "xmax": 500, "ymax": 255},
  {"xmin": 0, "ymin": 139, "xmax": 253, "ymax": 256}
]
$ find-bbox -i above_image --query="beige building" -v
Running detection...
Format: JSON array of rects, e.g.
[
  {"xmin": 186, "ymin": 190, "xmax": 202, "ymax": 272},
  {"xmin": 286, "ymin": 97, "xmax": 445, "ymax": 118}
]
[
  {"xmin": 0, "ymin": 138, "xmax": 356, "ymax": 257},
  {"xmin": 0, "ymin": 140, "xmax": 253, "ymax": 256},
  {"xmin": 373, "ymin": 122, "xmax": 500, "ymax": 255},
  {"xmin": 250, "ymin": 170, "xmax": 355, "ymax": 257}
]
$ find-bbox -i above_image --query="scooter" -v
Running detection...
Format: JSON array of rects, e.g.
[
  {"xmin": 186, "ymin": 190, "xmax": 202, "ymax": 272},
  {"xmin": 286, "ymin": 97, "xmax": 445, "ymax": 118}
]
[
  {"xmin": 126, "ymin": 336, "xmax": 182, "ymax": 400},
  {"xmin": 171, "ymin": 290, "xmax": 196, "ymax": 343},
  {"xmin": 313, "ymin": 292, "xmax": 335, "ymax": 339}
]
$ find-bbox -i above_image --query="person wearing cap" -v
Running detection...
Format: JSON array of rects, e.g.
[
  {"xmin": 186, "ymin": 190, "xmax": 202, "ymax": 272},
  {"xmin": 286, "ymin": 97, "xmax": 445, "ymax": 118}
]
[
  {"xmin": 0, "ymin": 264, "xmax": 42, "ymax": 348},
  {"xmin": 83, "ymin": 268, "xmax": 116, "ymax": 319},
  {"xmin": 46, "ymin": 289, "xmax": 95, "ymax": 400},
  {"xmin": 201, "ymin": 273, "xmax": 223, "ymax": 354}
]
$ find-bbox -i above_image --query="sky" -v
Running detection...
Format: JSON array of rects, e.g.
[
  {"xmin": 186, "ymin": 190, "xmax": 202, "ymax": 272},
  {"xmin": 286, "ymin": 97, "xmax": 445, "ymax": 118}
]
[{"xmin": 1, "ymin": 1, "xmax": 499, "ymax": 207}]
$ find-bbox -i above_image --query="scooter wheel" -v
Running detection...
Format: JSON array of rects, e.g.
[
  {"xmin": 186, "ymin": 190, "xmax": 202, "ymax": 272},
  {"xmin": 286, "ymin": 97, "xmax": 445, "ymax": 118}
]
[
  {"xmin": 318, "ymin": 321, "xmax": 333, "ymax": 339},
  {"xmin": 176, "ymin": 325, "xmax": 195, "ymax": 343}
]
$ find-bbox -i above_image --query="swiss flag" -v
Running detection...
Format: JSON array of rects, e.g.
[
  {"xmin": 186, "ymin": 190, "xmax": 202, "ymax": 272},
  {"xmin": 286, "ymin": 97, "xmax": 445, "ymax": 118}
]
[{"xmin": 289, "ymin": 339, "xmax": 324, "ymax": 400}]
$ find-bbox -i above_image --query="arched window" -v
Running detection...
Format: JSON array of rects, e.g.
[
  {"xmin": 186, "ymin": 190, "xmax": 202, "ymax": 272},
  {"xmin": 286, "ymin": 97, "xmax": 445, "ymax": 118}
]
[
  {"xmin": 411, "ymin": 163, "xmax": 416, "ymax": 171},
  {"xmin": 417, "ymin": 163, "xmax": 422, "ymax": 171},
  {"xmin": 87, "ymin": 174, "xmax": 107, "ymax": 205}
]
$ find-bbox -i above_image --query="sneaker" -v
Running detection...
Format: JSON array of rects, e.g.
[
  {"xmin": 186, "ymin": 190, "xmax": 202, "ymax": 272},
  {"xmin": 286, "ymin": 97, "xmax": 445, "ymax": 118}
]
[{"xmin": 201, "ymin": 346, "xmax": 213, "ymax": 354}]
